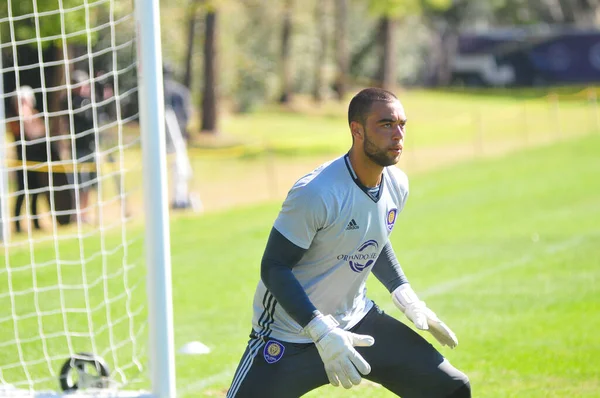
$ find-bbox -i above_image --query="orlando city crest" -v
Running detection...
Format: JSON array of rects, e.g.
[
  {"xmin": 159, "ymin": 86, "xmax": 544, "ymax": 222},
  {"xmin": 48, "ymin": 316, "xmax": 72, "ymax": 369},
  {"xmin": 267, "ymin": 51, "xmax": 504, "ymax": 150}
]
[
  {"xmin": 386, "ymin": 208, "xmax": 397, "ymax": 231},
  {"xmin": 263, "ymin": 340, "xmax": 285, "ymax": 364}
]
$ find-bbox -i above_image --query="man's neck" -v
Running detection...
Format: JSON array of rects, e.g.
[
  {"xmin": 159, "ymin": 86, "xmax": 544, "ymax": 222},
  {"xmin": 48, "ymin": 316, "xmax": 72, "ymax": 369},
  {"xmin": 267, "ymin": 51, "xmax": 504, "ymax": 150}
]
[{"xmin": 348, "ymin": 148, "xmax": 383, "ymax": 188}]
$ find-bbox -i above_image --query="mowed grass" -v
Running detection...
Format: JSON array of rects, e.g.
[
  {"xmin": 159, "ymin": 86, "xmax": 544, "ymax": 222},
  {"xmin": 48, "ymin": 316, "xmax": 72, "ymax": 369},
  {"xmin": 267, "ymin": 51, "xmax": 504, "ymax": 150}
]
[
  {"xmin": 182, "ymin": 88, "xmax": 600, "ymax": 213},
  {"xmin": 1, "ymin": 125, "xmax": 599, "ymax": 394},
  {"xmin": 175, "ymin": 133, "xmax": 600, "ymax": 397},
  {"xmin": 219, "ymin": 89, "xmax": 600, "ymax": 155},
  {"xmin": 7, "ymin": 88, "xmax": 594, "ymax": 221},
  {"xmin": 0, "ymin": 226, "xmax": 148, "ymax": 390}
]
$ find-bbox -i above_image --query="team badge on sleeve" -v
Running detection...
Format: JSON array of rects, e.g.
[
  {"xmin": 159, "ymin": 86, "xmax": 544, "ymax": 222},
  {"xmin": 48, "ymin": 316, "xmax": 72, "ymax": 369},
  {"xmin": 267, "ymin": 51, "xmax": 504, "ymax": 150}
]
[
  {"xmin": 263, "ymin": 340, "xmax": 285, "ymax": 364},
  {"xmin": 386, "ymin": 208, "xmax": 397, "ymax": 231}
]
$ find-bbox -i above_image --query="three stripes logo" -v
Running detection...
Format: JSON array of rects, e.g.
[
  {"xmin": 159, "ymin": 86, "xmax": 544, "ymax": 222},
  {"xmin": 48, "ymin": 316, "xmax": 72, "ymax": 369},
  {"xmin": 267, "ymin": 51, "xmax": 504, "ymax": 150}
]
[{"xmin": 346, "ymin": 219, "xmax": 359, "ymax": 230}]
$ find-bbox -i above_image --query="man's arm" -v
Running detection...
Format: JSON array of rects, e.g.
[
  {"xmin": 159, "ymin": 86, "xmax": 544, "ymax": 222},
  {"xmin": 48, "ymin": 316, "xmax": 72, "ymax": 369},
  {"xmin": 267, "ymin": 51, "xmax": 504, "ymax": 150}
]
[
  {"xmin": 371, "ymin": 242, "xmax": 409, "ymax": 293},
  {"xmin": 260, "ymin": 227, "xmax": 318, "ymax": 328}
]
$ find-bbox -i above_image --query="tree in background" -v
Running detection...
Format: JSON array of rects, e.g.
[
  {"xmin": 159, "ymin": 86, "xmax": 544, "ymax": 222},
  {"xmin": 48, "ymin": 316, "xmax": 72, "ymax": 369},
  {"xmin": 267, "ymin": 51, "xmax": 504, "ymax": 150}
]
[
  {"xmin": 1, "ymin": 0, "xmax": 91, "ymax": 130},
  {"xmin": 312, "ymin": 0, "xmax": 328, "ymax": 102},
  {"xmin": 376, "ymin": 16, "xmax": 397, "ymax": 90},
  {"xmin": 279, "ymin": 0, "xmax": 294, "ymax": 104},
  {"xmin": 490, "ymin": 0, "xmax": 600, "ymax": 25},
  {"xmin": 232, "ymin": 0, "xmax": 278, "ymax": 113},
  {"xmin": 183, "ymin": 0, "xmax": 201, "ymax": 90},
  {"xmin": 420, "ymin": 0, "xmax": 465, "ymax": 87},
  {"xmin": 333, "ymin": 0, "xmax": 349, "ymax": 100},
  {"xmin": 154, "ymin": 0, "xmax": 600, "ymax": 120},
  {"xmin": 200, "ymin": 3, "xmax": 219, "ymax": 133},
  {"xmin": 367, "ymin": 0, "xmax": 455, "ymax": 88}
]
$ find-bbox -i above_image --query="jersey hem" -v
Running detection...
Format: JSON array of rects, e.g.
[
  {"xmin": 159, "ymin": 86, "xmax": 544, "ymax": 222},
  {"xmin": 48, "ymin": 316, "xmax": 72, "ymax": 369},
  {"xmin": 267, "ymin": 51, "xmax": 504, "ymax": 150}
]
[{"xmin": 252, "ymin": 300, "xmax": 374, "ymax": 344}]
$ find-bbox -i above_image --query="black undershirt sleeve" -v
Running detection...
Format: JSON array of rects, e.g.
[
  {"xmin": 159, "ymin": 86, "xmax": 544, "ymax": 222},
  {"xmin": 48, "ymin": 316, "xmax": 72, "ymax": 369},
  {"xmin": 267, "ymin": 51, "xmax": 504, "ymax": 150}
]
[
  {"xmin": 260, "ymin": 227, "xmax": 319, "ymax": 328},
  {"xmin": 371, "ymin": 241, "xmax": 409, "ymax": 293}
]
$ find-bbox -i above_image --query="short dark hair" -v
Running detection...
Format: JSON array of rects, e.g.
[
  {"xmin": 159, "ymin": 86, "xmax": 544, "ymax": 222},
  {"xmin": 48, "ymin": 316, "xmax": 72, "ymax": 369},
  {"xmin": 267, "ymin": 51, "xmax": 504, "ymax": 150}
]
[{"xmin": 347, "ymin": 87, "xmax": 398, "ymax": 127}]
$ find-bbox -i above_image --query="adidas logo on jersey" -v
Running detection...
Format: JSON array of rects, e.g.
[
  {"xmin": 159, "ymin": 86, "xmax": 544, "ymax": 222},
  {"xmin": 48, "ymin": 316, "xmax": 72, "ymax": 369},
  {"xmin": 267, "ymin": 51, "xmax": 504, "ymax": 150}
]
[{"xmin": 346, "ymin": 219, "xmax": 359, "ymax": 230}]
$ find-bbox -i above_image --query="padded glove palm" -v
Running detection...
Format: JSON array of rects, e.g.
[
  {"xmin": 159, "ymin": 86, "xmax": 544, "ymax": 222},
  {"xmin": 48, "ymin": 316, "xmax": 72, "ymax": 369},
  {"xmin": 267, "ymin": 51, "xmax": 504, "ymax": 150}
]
[{"xmin": 304, "ymin": 313, "xmax": 374, "ymax": 389}]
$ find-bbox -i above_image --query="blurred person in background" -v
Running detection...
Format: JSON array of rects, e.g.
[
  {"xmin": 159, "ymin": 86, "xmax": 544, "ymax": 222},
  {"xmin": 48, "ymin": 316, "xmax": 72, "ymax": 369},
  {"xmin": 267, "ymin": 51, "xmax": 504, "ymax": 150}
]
[
  {"xmin": 93, "ymin": 69, "xmax": 131, "ymax": 218},
  {"xmin": 94, "ymin": 69, "xmax": 116, "ymax": 125},
  {"xmin": 163, "ymin": 63, "xmax": 198, "ymax": 211},
  {"xmin": 226, "ymin": 88, "xmax": 470, "ymax": 398},
  {"xmin": 163, "ymin": 63, "xmax": 191, "ymax": 141},
  {"xmin": 63, "ymin": 70, "xmax": 98, "ymax": 224},
  {"xmin": 8, "ymin": 86, "xmax": 59, "ymax": 233}
]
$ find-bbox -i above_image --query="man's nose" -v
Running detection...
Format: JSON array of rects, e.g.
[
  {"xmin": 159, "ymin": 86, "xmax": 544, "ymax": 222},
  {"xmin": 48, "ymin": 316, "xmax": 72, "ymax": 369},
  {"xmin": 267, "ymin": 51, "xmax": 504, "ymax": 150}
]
[{"xmin": 393, "ymin": 125, "xmax": 404, "ymax": 140}]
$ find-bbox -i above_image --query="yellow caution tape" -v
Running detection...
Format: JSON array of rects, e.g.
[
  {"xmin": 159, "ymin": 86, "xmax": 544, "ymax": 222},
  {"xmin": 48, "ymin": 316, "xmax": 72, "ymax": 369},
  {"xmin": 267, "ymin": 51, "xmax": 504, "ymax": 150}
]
[{"xmin": 5, "ymin": 159, "xmax": 101, "ymax": 173}]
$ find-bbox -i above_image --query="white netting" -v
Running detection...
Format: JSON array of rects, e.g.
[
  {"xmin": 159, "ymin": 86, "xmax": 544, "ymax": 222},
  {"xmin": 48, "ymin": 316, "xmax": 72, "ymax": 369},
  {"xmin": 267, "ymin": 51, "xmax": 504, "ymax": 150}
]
[{"xmin": 0, "ymin": 0, "xmax": 149, "ymax": 394}]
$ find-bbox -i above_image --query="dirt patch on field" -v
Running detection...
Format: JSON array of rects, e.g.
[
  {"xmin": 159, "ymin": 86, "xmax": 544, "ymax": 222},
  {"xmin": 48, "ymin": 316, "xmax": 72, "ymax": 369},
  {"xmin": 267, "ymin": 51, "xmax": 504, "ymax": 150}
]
[{"xmin": 187, "ymin": 130, "xmax": 581, "ymax": 214}]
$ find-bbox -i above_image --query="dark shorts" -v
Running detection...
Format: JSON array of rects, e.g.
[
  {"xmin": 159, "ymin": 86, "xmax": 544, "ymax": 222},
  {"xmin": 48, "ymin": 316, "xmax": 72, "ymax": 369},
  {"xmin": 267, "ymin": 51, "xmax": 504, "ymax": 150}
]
[
  {"xmin": 74, "ymin": 150, "xmax": 97, "ymax": 193},
  {"xmin": 15, "ymin": 141, "xmax": 61, "ymax": 191},
  {"xmin": 227, "ymin": 303, "xmax": 469, "ymax": 398}
]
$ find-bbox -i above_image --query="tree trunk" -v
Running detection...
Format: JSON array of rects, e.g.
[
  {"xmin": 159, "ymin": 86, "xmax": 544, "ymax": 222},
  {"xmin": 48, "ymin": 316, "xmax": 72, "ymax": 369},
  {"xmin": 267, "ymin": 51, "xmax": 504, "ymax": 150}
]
[
  {"xmin": 349, "ymin": 29, "xmax": 378, "ymax": 76},
  {"xmin": 333, "ymin": 0, "xmax": 348, "ymax": 101},
  {"xmin": 279, "ymin": 0, "xmax": 293, "ymax": 104},
  {"xmin": 312, "ymin": 0, "xmax": 327, "ymax": 102},
  {"xmin": 561, "ymin": 0, "xmax": 599, "ymax": 25},
  {"xmin": 183, "ymin": 1, "xmax": 198, "ymax": 90},
  {"xmin": 437, "ymin": 26, "xmax": 458, "ymax": 86},
  {"xmin": 542, "ymin": 0, "xmax": 565, "ymax": 22},
  {"xmin": 201, "ymin": 9, "xmax": 218, "ymax": 133},
  {"xmin": 377, "ymin": 17, "xmax": 397, "ymax": 90}
]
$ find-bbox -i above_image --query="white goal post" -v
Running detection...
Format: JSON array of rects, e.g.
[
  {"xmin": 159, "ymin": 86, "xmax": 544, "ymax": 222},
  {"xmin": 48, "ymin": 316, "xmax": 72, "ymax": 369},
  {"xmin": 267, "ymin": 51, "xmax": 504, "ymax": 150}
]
[
  {"xmin": 134, "ymin": 0, "xmax": 176, "ymax": 396},
  {"xmin": 0, "ymin": 0, "xmax": 176, "ymax": 397}
]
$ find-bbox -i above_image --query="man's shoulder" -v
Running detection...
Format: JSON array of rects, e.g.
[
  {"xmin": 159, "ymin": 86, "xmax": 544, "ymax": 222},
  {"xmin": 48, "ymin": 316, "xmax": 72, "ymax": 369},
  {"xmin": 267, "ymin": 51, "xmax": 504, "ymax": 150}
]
[
  {"xmin": 291, "ymin": 156, "xmax": 345, "ymax": 191},
  {"xmin": 385, "ymin": 165, "xmax": 409, "ymax": 197},
  {"xmin": 282, "ymin": 156, "xmax": 346, "ymax": 207},
  {"xmin": 386, "ymin": 165, "xmax": 408, "ymax": 184}
]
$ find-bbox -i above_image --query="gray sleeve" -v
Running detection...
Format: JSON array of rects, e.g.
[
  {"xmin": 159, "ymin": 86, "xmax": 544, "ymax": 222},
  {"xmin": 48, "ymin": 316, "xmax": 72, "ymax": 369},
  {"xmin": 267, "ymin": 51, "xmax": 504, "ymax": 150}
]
[
  {"xmin": 260, "ymin": 227, "xmax": 319, "ymax": 328},
  {"xmin": 273, "ymin": 184, "xmax": 327, "ymax": 249},
  {"xmin": 372, "ymin": 242, "xmax": 409, "ymax": 293}
]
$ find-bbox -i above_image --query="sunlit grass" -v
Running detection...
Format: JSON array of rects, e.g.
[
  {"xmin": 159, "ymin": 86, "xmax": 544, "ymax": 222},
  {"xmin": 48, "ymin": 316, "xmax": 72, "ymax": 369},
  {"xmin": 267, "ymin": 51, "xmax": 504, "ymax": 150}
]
[{"xmin": 3, "ymin": 133, "xmax": 598, "ymax": 396}]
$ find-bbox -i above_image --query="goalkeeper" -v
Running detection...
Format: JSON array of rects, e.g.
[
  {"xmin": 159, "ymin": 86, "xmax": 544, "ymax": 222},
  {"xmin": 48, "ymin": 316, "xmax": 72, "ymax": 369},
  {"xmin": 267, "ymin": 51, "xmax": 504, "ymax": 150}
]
[{"xmin": 226, "ymin": 88, "xmax": 470, "ymax": 398}]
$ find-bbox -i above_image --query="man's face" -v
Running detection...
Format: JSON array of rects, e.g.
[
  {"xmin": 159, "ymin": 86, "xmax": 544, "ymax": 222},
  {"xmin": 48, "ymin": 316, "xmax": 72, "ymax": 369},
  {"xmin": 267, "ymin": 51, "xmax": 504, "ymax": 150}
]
[
  {"xmin": 354, "ymin": 100, "xmax": 407, "ymax": 167},
  {"xmin": 79, "ymin": 83, "xmax": 91, "ymax": 98}
]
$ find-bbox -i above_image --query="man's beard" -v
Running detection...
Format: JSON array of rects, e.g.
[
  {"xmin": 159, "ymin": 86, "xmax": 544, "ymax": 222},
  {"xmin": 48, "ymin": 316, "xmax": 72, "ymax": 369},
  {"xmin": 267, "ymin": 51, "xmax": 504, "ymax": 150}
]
[{"xmin": 363, "ymin": 130, "xmax": 400, "ymax": 167}]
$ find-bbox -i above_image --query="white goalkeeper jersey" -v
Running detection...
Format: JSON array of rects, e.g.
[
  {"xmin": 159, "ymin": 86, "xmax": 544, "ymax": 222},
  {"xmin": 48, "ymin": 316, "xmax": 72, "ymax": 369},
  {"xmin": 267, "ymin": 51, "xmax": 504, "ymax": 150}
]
[{"xmin": 251, "ymin": 154, "xmax": 409, "ymax": 343}]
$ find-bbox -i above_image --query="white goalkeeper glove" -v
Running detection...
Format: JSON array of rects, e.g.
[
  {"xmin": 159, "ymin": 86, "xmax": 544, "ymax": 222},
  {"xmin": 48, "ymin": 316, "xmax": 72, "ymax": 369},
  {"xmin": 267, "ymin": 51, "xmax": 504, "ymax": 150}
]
[
  {"xmin": 392, "ymin": 283, "xmax": 458, "ymax": 349},
  {"xmin": 304, "ymin": 313, "xmax": 374, "ymax": 389}
]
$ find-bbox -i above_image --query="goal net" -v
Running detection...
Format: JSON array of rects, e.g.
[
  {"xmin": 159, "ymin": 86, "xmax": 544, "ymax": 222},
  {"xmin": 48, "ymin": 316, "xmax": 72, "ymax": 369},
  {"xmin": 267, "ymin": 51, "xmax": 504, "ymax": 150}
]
[{"xmin": 0, "ymin": 0, "xmax": 174, "ymax": 396}]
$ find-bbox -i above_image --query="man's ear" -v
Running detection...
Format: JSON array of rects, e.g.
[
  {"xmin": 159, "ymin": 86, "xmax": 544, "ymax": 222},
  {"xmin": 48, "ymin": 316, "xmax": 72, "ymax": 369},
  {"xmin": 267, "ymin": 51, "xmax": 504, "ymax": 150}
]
[{"xmin": 350, "ymin": 121, "xmax": 363, "ymax": 141}]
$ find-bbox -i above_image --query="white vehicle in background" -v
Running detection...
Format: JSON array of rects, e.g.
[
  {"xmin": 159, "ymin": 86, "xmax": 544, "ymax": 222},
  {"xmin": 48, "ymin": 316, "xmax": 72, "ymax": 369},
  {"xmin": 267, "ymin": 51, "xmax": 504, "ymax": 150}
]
[{"xmin": 451, "ymin": 26, "xmax": 600, "ymax": 87}]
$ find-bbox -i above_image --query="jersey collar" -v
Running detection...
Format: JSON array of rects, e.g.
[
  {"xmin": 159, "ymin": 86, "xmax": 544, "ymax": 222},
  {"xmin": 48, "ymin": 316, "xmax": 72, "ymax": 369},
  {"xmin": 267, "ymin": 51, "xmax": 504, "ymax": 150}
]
[{"xmin": 343, "ymin": 154, "xmax": 385, "ymax": 203}]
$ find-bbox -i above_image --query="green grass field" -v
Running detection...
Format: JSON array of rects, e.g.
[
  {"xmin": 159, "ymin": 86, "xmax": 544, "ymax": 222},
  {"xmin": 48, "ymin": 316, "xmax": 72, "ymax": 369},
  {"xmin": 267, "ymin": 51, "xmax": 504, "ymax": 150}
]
[
  {"xmin": 1, "ymin": 89, "xmax": 599, "ymax": 396},
  {"xmin": 218, "ymin": 89, "xmax": 599, "ymax": 154},
  {"xmin": 182, "ymin": 88, "xmax": 600, "ymax": 213},
  {"xmin": 4, "ymin": 131, "xmax": 598, "ymax": 396},
  {"xmin": 173, "ymin": 132, "xmax": 600, "ymax": 397}
]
